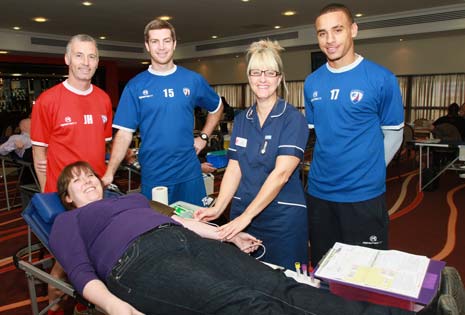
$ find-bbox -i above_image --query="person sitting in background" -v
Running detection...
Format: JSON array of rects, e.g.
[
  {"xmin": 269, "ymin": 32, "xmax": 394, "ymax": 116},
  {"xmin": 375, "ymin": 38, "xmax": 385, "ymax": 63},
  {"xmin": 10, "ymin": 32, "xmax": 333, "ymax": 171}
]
[
  {"xmin": 459, "ymin": 102, "xmax": 465, "ymax": 118},
  {"xmin": 432, "ymin": 103, "xmax": 465, "ymax": 141},
  {"xmin": 50, "ymin": 161, "xmax": 417, "ymax": 315},
  {"xmin": 0, "ymin": 118, "xmax": 32, "ymax": 161}
]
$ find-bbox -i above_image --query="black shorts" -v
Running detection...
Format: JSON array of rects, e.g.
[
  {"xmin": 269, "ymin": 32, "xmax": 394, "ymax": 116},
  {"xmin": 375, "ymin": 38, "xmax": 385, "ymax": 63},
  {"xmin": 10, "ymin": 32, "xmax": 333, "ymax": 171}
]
[{"xmin": 307, "ymin": 193, "xmax": 389, "ymax": 266}]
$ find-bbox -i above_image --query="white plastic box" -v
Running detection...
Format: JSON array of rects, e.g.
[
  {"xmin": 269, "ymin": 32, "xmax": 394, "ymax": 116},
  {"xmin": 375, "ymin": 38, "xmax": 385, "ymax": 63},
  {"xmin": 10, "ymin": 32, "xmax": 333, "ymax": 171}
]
[{"xmin": 203, "ymin": 173, "xmax": 214, "ymax": 195}]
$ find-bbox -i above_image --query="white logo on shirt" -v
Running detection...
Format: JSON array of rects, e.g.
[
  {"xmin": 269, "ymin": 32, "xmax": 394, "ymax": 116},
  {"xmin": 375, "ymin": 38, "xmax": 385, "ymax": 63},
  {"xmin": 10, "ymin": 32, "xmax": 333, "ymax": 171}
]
[
  {"xmin": 60, "ymin": 116, "xmax": 77, "ymax": 127},
  {"xmin": 101, "ymin": 115, "xmax": 108, "ymax": 123},
  {"xmin": 311, "ymin": 90, "xmax": 322, "ymax": 102},
  {"xmin": 139, "ymin": 89, "xmax": 154, "ymax": 99},
  {"xmin": 362, "ymin": 235, "xmax": 382, "ymax": 245},
  {"xmin": 235, "ymin": 137, "xmax": 247, "ymax": 148},
  {"xmin": 183, "ymin": 88, "xmax": 191, "ymax": 96}
]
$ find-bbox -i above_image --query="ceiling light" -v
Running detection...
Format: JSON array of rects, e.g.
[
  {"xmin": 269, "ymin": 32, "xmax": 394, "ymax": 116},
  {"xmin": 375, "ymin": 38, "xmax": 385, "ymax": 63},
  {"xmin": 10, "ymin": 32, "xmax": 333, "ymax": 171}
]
[
  {"xmin": 0, "ymin": 51, "xmax": 8, "ymax": 54},
  {"xmin": 99, "ymin": 36, "xmax": 106, "ymax": 40},
  {"xmin": 274, "ymin": 25, "xmax": 281, "ymax": 29},
  {"xmin": 282, "ymin": 10, "xmax": 297, "ymax": 16},
  {"xmin": 241, "ymin": 0, "xmax": 250, "ymax": 2},
  {"xmin": 211, "ymin": 35, "xmax": 218, "ymax": 39},
  {"xmin": 399, "ymin": 38, "xmax": 404, "ymax": 42},
  {"xmin": 82, "ymin": 1, "xmax": 93, "ymax": 6},
  {"xmin": 33, "ymin": 17, "xmax": 48, "ymax": 23},
  {"xmin": 11, "ymin": 73, "xmax": 22, "ymax": 77},
  {"xmin": 13, "ymin": 26, "xmax": 21, "ymax": 30},
  {"xmin": 158, "ymin": 16, "xmax": 172, "ymax": 21},
  {"xmin": 141, "ymin": 61, "xmax": 150, "ymax": 65},
  {"xmin": 355, "ymin": 13, "xmax": 363, "ymax": 17}
]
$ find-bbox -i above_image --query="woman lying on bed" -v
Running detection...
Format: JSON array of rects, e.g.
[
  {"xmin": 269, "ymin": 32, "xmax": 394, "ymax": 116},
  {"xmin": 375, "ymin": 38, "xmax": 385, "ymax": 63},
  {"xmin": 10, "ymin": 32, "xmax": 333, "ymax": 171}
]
[{"xmin": 50, "ymin": 161, "xmax": 417, "ymax": 315}]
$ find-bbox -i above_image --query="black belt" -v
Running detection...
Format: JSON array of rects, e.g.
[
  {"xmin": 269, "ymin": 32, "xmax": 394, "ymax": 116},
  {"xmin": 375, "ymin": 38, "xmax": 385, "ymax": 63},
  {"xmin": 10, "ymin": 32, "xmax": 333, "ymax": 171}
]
[
  {"xmin": 155, "ymin": 222, "xmax": 178, "ymax": 230},
  {"xmin": 137, "ymin": 222, "xmax": 179, "ymax": 241}
]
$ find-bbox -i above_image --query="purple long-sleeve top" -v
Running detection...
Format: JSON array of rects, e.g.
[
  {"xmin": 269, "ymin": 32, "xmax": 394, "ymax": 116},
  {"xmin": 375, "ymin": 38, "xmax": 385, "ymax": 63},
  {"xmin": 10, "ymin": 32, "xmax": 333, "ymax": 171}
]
[{"xmin": 49, "ymin": 193, "xmax": 179, "ymax": 294}]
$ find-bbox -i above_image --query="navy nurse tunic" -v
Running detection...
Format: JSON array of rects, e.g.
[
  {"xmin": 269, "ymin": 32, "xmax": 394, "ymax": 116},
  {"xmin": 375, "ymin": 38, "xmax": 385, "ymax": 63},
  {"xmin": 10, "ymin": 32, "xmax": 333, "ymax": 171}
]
[{"xmin": 228, "ymin": 99, "xmax": 309, "ymax": 269}]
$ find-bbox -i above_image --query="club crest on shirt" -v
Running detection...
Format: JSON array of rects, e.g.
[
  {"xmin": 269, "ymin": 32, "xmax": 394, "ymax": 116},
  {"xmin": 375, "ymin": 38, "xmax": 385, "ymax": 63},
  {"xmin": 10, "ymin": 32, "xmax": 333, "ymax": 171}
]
[
  {"xmin": 183, "ymin": 88, "xmax": 191, "ymax": 96},
  {"xmin": 101, "ymin": 115, "xmax": 108, "ymax": 123},
  {"xmin": 350, "ymin": 90, "xmax": 364, "ymax": 104}
]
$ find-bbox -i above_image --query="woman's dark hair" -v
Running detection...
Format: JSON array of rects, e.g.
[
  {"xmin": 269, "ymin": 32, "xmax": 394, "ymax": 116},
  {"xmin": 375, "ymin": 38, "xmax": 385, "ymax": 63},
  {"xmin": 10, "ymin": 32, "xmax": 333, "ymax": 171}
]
[{"xmin": 57, "ymin": 161, "xmax": 102, "ymax": 210}]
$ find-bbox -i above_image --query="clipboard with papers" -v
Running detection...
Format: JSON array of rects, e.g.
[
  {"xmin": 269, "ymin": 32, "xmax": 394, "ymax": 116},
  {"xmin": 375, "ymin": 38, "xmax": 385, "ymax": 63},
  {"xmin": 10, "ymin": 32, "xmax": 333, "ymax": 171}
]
[{"xmin": 313, "ymin": 243, "xmax": 445, "ymax": 309}]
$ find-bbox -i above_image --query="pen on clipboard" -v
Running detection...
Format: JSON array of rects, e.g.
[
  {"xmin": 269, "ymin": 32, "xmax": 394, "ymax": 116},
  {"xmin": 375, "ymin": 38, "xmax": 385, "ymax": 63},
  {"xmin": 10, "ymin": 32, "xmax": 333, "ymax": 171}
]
[{"xmin": 313, "ymin": 246, "xmax": 340, "ymax": 276}]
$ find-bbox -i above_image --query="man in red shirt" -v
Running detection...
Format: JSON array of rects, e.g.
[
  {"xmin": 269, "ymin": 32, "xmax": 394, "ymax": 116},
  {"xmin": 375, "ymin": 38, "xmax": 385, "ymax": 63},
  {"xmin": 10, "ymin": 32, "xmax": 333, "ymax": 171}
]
[
  {"xmin": 31, "ymin": 34, "xmax": 112, "ymax": 315},
  {"xmin": 31, "ymin": 34, "xmax": 112, "ymax": 193}
]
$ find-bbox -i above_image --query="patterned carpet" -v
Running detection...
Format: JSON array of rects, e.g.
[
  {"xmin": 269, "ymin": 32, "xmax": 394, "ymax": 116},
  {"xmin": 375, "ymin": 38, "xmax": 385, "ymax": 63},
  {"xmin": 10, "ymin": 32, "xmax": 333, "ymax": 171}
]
[{"xmin": 0, "ymin": 158, "xmax": 464, "ymax": 315}]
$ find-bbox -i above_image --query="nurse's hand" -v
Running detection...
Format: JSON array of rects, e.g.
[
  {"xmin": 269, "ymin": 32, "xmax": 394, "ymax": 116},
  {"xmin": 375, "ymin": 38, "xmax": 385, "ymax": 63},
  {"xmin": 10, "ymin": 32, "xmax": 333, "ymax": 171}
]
[
  {"xmin": 230, "ymin": 232, "xmax": 262, "ymax": 253},
  {"xmin": 194, "ymin": 206, "xmax": 223, "ymax": 221},
  {"xmin": 218, "ymin": 214, "xmax": 253, "ymax": 241}
]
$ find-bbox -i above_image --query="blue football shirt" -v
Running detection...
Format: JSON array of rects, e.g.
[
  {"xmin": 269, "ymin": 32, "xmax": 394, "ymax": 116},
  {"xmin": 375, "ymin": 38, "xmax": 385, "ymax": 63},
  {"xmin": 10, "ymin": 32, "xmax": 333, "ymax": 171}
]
[
  {"xmin": 304, "ymin": 56, "xmax": 404, "ymax": 202},
  {"xmin": 113, "ymin": 65, "xmax": 221, "ymax": 189}
]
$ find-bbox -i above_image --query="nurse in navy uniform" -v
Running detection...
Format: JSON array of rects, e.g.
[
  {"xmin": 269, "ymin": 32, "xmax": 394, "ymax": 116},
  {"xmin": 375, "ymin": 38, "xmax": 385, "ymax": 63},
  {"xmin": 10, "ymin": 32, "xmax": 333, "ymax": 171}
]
[{"xmin": 195, "ymin": 39, "xmax": 309, "ymax": 270}]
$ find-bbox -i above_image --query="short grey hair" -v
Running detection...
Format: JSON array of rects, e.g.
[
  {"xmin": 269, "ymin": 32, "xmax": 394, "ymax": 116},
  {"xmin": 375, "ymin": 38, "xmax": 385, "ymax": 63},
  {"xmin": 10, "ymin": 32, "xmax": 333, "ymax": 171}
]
[{"xmin": 65, "ymin": 34, "xmax": 98, "ymax": 57}]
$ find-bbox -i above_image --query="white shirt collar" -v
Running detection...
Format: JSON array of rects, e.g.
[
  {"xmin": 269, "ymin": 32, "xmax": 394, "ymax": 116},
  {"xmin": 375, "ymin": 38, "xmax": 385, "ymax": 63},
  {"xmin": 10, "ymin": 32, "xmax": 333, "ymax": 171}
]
[
  {"xmin": 148, "ymin": 65, "xmax": 177, "ymax": 76},
  {"xmin": 63, "ymin": 80, "xmax": 93, "ymax": 95},
  {"xmin": 326, "ymin": 54, "xmax": 363, "ymax": 73}
]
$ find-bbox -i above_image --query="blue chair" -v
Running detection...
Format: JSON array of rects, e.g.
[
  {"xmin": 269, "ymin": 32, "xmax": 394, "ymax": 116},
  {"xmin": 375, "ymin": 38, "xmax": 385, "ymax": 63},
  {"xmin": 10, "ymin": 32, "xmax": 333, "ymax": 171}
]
[{"xmin": 22, "ymin": 192, "xmax": 65, "ymax": 251}]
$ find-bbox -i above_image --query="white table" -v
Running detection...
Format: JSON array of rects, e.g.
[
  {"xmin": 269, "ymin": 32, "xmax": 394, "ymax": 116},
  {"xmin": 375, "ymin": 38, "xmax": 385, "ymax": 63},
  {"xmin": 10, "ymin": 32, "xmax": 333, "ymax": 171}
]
[{"xmin": 414, "ymin": 140, "xmax": 465, "ymax": 191}]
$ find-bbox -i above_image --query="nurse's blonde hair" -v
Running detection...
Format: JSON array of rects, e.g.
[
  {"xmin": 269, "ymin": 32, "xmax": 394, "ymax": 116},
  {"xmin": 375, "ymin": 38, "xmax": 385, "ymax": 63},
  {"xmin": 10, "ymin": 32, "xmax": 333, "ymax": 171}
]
[{"xmin": 246, "ymin": 39, "xmax": 288, "ymax": 96}]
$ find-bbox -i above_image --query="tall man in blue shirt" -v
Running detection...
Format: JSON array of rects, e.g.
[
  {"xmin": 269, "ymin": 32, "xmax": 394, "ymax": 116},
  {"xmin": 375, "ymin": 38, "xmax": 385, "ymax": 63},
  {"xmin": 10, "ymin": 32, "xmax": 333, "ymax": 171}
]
[
  {"xmin": 103, "ymin": 19, "xmax": 223, "ymax": 206},
  {"xmin": 304, "ymin": 3, "xmax": 404, "ymax": 265}
]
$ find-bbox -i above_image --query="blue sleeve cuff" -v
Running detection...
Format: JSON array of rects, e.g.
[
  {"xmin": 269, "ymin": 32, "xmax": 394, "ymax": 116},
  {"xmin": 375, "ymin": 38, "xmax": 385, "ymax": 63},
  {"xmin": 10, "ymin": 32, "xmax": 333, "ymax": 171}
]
[
  {"xmin": 227, "ymin": 147, "xmax": 238, "ymax": 160},
  {"xmin": 277, "ymin": 145, "xmax": 305, "ymax": 159}
]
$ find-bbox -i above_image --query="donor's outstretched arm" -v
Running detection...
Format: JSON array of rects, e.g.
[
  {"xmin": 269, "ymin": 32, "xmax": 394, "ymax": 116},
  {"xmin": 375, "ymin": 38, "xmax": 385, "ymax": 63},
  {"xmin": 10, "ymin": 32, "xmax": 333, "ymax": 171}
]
[{"xmin": 171, "ymin": 215, "xmax": 261, "ymax": 253}]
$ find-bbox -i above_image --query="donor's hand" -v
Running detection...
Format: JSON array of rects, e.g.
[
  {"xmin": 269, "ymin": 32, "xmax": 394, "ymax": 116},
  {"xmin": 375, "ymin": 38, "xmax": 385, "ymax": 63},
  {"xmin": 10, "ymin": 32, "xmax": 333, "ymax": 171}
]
[{"xmin": 231, "ymin": 232, "xmax": 262, "ymax": 253}]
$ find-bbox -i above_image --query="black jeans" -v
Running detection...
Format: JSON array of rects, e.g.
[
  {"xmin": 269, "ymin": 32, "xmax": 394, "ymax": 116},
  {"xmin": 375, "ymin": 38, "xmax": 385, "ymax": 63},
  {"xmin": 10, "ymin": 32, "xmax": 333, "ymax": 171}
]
[{"xmin": 107, "ymin": 226, "xmax": 411, "ymax": 315}]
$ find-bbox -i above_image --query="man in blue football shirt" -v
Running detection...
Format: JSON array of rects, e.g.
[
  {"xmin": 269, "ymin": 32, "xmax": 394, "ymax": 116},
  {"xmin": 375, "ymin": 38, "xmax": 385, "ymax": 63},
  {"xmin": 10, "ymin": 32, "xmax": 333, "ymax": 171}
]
[
  {"xmin": 304, "ymin": 3, "xmax": 404, "ymax": 265},
  {"xmin": 103, "ymin": 19, "xmax": 223, "ymax": 206}
]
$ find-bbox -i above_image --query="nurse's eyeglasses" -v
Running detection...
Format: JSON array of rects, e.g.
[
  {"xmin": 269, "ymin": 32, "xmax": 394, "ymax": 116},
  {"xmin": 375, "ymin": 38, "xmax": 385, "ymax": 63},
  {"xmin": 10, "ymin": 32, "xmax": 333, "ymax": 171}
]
[{"xmin": 248, "ymin": 69, "xmax": 281, "ymax": 77}]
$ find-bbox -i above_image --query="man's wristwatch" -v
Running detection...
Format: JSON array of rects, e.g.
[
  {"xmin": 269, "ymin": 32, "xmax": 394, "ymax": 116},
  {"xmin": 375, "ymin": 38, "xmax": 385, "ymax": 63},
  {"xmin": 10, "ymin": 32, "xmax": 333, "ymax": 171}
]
[{"xmin": 200, "ymin": 132, "xmax": 209, "ymax": 142}]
